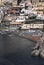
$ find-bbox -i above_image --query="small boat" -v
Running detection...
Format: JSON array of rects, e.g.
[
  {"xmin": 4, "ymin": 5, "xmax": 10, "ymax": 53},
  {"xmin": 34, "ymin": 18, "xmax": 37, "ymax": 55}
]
[
  {"xmin": 36, "ymin": 14, "xmax": 41, "ymax": 20},
  {"xmin": 0, "ymin": 31, "xmax": 7, "ymax": 35},
  {"xmin": 36, "ymin": 14, "xmax": 44, "ymax": 21},
  {"xmin": 4, "ymin": 29, "xmax": 13, "ymax": 34},
  {"xmin": 15, "ymin": 16, "xmax": 26, "ymax": 23},
  {"xmin": 41, "ymin": 14, "xmax": 44, "ymax": 21},
  {"xmin": 25, "ymin": 13, "xmax": 36, "ymax": 23},
  {"xmin": 0, "ymin": 29, "xmax": 13, "ymax": 35},
  {"xmin": 28, "ymin": 13, "xmax": 36, "ymax": 19}
]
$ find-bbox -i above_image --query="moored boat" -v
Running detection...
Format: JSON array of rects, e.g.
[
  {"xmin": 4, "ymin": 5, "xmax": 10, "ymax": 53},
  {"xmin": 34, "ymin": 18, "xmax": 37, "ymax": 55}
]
[
  {"xmin": 15, "ymin": 16, "xmax": 26, "ymax": 23},
  {"xmin": 36, "ymin": 14, "xmax": 44, "ymax": 21}
]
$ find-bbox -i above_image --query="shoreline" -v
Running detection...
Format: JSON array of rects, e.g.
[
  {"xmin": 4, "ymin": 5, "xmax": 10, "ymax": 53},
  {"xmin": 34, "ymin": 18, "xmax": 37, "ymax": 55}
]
[
  {"xmin": 0, "ymin": 28, "xmax": 43, "ymax": 43},
  {"xmin": 13, "ymin": 30, "xmax": 41, "ymax": 43}
]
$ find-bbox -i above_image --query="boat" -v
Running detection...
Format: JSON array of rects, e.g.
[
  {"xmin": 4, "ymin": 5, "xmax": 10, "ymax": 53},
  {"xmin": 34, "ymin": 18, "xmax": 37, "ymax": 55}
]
[
  {"xmin": 0, "ymin": 30, "xmax": 7, "ymax": 35},
  {"xmin": 4, "ymin": 14, "xmax": 12, "ymax": 22},
  {"xmin": 25, "ymin": 13, "xmax": 36, "ymax": 23},
  {"xmin": 5, "ymin": 30, "xmax": 13, "ymax": 34},
  {"xmin": 36, "ymin": 14, "xmax": 41, "ymax": 20},
  {"xmin": 21, "ymin": 4, "xmax": 32, "ymax": 15},
  {"xmin": 36, "ymin": 14, "xmax": 44, "ymax": 21},
  {"xmin": 10, "ymin": 25, "xmax": 20, "ymax": 30},
  {"xmin": 15, "ymin": 16, "xmax": 26, "ymax": 23},
  {"xmin": 28, "ymin": 13, "xmax": 36, "ymax": 19},
  {"xmin": 41, "ymin": 14, "xmax": 44, "ymax": 21},
  {"xmin": 0, "ymin": 28, "xmax": 13, "ymax": 35}
]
